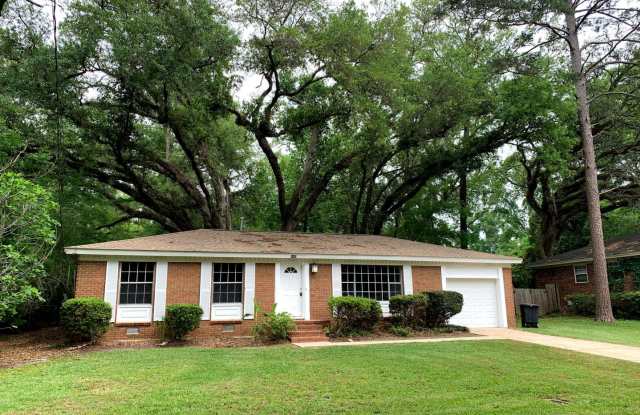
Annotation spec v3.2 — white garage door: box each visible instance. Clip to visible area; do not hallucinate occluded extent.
[446,278,499,328]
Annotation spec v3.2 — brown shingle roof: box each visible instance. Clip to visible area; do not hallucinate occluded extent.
[528,233,640,268]
[65,229,519,262]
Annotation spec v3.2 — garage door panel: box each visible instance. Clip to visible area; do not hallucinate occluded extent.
[446,278,498,328]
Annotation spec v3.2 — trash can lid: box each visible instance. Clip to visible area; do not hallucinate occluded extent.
[520,303,540,308]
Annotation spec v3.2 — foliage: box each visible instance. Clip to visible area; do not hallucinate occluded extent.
[566,293,596,317]
[327,296,381,337]
[613,292,640,320]
[567,292,640,320]
[389,294,428,328]
[59,297,112,343]
[0,173,57,327]
[252,304,296,341]
[163,304,203,341]
[423,291,464,328]
[389,324,410,337]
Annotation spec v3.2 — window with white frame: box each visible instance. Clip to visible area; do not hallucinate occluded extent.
[574,265,589,284]
[341,264,402,301]
[119,262,155,304]
[212,263,244,303]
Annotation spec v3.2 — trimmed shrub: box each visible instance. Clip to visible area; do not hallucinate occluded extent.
[252,304,296,341]
[327,296,382,337]
[613,291,640,319]
[567,292,640,319]
[60,297,112,343]
[389,324,410,337]
[389,294,428,328]
[164,304,203,340]
[423,291,463,328]
[566,293,596,316]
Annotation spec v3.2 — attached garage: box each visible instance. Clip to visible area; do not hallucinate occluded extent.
[443,266,509,328]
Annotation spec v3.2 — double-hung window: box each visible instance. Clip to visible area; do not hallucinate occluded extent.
[119,262,155,304]
[574,265,589,284]
[341,264,402,301]
[212,263,244,304]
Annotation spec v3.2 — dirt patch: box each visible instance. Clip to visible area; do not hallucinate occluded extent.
[0,328,275,369]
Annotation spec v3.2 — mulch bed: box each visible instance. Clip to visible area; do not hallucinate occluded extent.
[0,327,271,369]
[328,326,476,342]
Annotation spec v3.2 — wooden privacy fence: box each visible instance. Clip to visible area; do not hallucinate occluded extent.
[514,284,560,315]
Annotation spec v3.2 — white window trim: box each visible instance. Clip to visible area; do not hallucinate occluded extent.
[115,261,156,324]
[574,265,589,284]
[210,263,245,321]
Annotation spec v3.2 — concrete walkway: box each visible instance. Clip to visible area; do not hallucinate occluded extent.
[294,328,640,364]
[471,328,640,364]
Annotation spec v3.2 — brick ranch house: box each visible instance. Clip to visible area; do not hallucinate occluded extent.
[65,230,520,341]
[529,233,640,309]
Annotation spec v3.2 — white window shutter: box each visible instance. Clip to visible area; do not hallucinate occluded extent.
[403,265,413,295]
[331,263,342,297]
[153,261,168,321]
[199,262,212,320]
[243,263,256,319]
[104,261,119,322]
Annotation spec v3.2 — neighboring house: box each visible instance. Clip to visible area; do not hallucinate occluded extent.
[529,234,640,308]
[65,230,520,341]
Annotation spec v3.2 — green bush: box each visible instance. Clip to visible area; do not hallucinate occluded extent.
[60,297,112,343]
[567,292,640,319]
[389,324,410,337]
[327,296,382,337]
[566,293,596,316]
[389,294,428,328]
[252,304,296,341]
[423,291,463,328]
[164,304,203,340]
[613,291,640,319]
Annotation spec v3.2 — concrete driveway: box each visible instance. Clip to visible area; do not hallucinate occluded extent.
[471,328,640,364]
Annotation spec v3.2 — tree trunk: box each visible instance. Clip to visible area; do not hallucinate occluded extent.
[565,5,614,322]
[458,165,469,250]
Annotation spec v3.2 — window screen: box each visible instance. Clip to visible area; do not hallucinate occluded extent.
[341,264,402,301]
[119,262,155,304]
[574,265,589,284]
[212,263,244,303]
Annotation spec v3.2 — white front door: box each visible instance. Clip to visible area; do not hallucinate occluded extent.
[277,263,304,318]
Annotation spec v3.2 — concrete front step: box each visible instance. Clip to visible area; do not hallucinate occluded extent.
[290,320,329,342]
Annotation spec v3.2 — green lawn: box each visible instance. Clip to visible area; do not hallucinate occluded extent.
[521,315,640,347]
[2,341,640,414]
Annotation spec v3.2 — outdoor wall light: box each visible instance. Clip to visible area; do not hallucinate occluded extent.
[310,264,319,273]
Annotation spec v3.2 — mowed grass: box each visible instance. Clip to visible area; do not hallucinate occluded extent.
[521,315,640,347]
[2,341,640,414]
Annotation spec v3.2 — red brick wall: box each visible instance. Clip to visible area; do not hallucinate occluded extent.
[75,261,106,298]
[412,266,442,293]
[254,263,275,312]
[166,262,201,305]
[310,264,332,320]
[502,267,516,328]
[534,264,594,308]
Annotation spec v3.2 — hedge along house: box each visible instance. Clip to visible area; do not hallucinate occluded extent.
[529,233,640,310]
[65,230,520,341]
